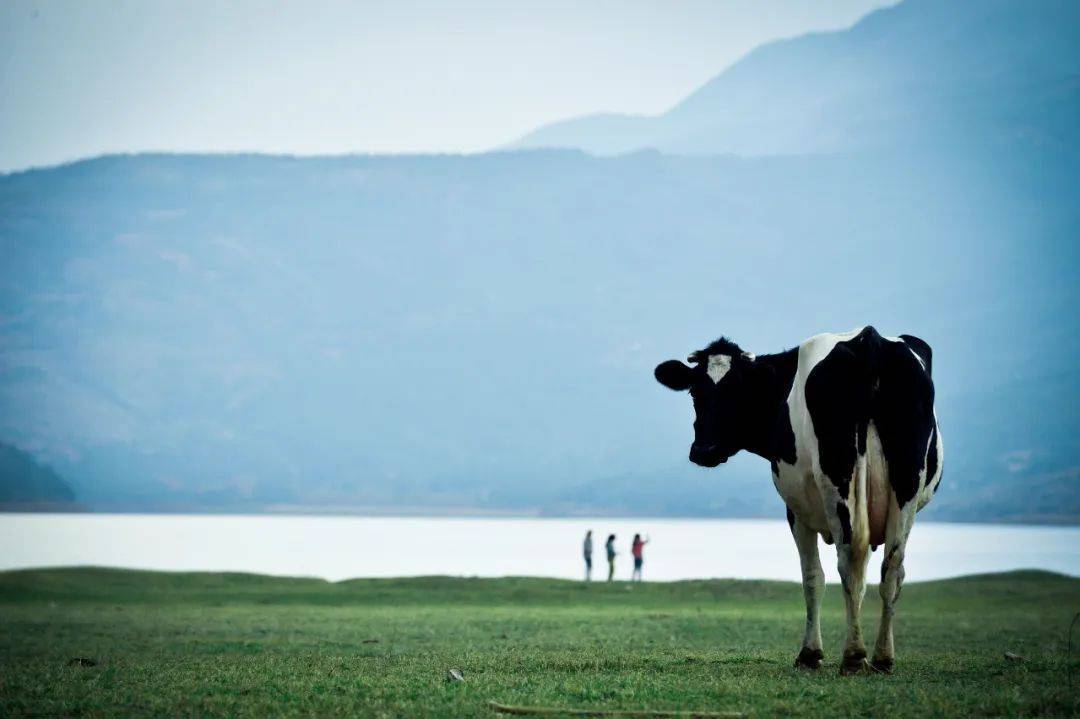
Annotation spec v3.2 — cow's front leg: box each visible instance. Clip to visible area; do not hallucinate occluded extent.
[825,481,870,675]
[872,497,916,673]
[787,508,825,669]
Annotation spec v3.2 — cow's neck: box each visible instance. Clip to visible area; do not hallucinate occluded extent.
[741,347,799,462]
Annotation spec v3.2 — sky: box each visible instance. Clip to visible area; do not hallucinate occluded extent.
[0,0,893,173]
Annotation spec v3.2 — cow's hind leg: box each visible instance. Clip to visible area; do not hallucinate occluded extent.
[870,341,935,672]
[872,495,917,673]
[825,471,872,675]
[805,341,873,674]
[788,508,824,669]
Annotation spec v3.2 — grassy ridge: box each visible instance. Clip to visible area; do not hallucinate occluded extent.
[1,568,1078,717]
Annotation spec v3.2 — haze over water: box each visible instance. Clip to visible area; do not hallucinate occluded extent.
[2,515,1076,583]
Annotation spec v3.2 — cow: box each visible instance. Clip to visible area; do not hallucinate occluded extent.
[654,326,942,674]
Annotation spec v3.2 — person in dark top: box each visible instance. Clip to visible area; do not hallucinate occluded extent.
[631,533,650,582]
[583,530,593,581]
[605,534,617,582]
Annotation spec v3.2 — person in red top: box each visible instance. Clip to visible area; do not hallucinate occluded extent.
[631,533,649,582]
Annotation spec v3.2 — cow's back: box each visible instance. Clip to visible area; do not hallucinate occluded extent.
[784,326,941,542]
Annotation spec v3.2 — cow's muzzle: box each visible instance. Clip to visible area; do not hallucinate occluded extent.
[689,443,726,468]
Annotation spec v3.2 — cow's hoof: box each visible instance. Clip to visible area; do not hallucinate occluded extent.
[871,657,894,674]
[794,647,824,670]
[839,650,870,676]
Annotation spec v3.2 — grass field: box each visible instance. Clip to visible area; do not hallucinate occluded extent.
[1,568,1078,717]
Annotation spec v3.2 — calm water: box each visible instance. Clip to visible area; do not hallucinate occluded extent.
[1,514,1077,583]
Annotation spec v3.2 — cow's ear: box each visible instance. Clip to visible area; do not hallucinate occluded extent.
[654,360,694,391]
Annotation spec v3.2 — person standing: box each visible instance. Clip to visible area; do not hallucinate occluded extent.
[583,530,593,581]
[605,534,617,582]
[631,533,649,582]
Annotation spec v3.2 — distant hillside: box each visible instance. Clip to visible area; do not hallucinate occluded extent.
[511,0,1080,156]
[0,441,77,510]
[1,0,1077,522]
[0,146,1076,522]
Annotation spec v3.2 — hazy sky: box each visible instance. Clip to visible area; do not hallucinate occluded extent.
[0,0,893,173]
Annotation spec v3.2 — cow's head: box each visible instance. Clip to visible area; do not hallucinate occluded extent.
[654,337,760,468]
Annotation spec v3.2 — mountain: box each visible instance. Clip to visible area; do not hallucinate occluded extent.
[511,0,1080,156]
[0,441,78,510]
[0,0,1077,523]
[0,144,1076,522]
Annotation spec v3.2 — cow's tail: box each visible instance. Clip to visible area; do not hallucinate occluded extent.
[850,456,871,569]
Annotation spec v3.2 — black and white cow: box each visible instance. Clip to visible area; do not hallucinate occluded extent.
[654,326,942,674]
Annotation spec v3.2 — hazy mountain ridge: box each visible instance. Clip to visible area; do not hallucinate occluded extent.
[0,144,1076,522]
[511,0,1080,157]
[1,0,1077,522]
[0,440,78,510]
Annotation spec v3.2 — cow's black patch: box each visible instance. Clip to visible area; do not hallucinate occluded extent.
[872,336,934,507]
[767,349,800,465]
[786,506,795,530]
[881,546,897,583]
[926,423,939,486]
[745,346,799,463]
[899,334,933,376]
[805,326,935,508]
[836,502,852,545]
[806,338,870,497]
[753,346,800,467]
[772,404,798,468]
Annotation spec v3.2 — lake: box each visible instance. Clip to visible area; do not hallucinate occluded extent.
[1,514,1077,583]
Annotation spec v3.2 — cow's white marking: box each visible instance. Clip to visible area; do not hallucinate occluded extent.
[774,328,866,538]
[865,422,890,547]
[706,354,732,383]
[918,411,943,511]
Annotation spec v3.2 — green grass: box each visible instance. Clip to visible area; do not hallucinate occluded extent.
[1,568,1078,717]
